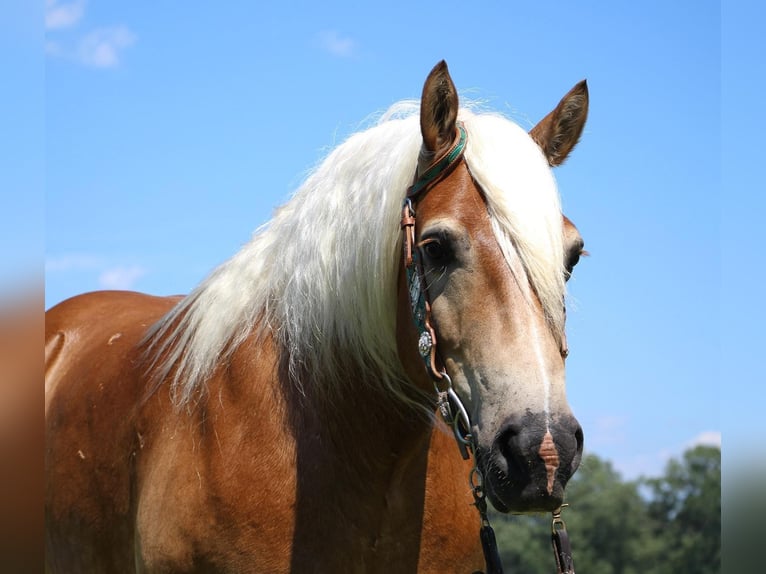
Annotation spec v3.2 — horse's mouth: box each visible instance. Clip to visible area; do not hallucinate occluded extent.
[477,450,570,514]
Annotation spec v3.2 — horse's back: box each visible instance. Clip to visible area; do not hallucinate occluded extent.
[46,290,179,405]
[45,290,179,572]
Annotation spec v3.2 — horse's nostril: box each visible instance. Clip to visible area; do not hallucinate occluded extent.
[495,416,583,479]
[568,422,584,475]
[496,424,528,477]
[574,424,584,454]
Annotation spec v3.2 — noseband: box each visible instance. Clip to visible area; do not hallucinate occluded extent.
[400,125,575,574]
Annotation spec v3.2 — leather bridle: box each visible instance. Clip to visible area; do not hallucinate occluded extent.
[400,124,476,461]
[401,123,504,573]
[400,124,575,574]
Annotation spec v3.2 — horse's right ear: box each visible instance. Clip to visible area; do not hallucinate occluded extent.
[530,80,589,167]
[420,60,459,153]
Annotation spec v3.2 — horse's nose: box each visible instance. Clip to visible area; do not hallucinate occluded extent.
[497,413,584,487]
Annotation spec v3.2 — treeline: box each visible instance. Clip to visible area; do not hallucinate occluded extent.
[488,445,721,574]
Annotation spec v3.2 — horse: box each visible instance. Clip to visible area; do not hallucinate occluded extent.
[45,61,589,573]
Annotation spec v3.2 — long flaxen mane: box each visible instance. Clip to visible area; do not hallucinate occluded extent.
[144,102,566,408]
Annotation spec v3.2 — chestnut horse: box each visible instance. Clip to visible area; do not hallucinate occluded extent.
[45,61,588,573]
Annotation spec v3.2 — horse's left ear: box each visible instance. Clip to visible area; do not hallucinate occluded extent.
[530,80,589,167]
[420,60,459,153]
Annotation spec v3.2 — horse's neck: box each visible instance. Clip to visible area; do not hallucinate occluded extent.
[284,361,433,482]
[144,330,474,571]
[282,362,435,571]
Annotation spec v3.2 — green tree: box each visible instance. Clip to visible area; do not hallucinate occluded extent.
[489,447,720,573]
[644,445,721,573]
[565,455,663,574]
[491,512,550,574]
[491,453,662,574]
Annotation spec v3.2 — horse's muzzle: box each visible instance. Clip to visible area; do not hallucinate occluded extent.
[480,412,583,513]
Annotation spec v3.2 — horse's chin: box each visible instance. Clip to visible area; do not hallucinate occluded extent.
[485,478,564,514]
[479,455,566,514]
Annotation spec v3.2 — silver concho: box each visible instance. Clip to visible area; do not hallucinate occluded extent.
[418,330,433,358]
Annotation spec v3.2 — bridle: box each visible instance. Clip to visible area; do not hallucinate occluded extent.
[400,124,473,455]
[400,124,575,574]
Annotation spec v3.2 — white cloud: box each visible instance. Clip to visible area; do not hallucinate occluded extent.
[45,254,102,272]
[607,451,665,481]
[318,30,356,58]
[45,1,136,70]
[98,265,146,290]
[77,26,136,68]
[45,0,86,31]
[687,430,721,449]
[609,430,722,481]
[46,255,148,291]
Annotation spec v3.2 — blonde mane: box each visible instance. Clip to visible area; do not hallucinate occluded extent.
[144,102,565,408]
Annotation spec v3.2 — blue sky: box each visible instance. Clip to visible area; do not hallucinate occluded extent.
[21,1,738,480]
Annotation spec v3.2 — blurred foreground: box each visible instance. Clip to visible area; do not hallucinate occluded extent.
[0,287,43,573]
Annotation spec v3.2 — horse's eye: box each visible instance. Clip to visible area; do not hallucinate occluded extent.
[564,245,587,281]
[564,252,580,280]
[421,238,450,264]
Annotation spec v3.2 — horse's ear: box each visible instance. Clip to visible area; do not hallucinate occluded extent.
[530,80,589,167]
[420,60,459,153]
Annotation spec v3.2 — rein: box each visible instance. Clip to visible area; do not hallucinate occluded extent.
[400,125,575,574]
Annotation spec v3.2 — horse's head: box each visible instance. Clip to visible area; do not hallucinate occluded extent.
[398,62,587,513]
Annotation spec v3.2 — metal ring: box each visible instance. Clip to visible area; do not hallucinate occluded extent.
[432,370,451,394]
[469,466,484,491]
[447,387,471,441]
[551,504,570,533]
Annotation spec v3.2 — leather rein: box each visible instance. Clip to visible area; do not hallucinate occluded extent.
[400,124,575,574]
